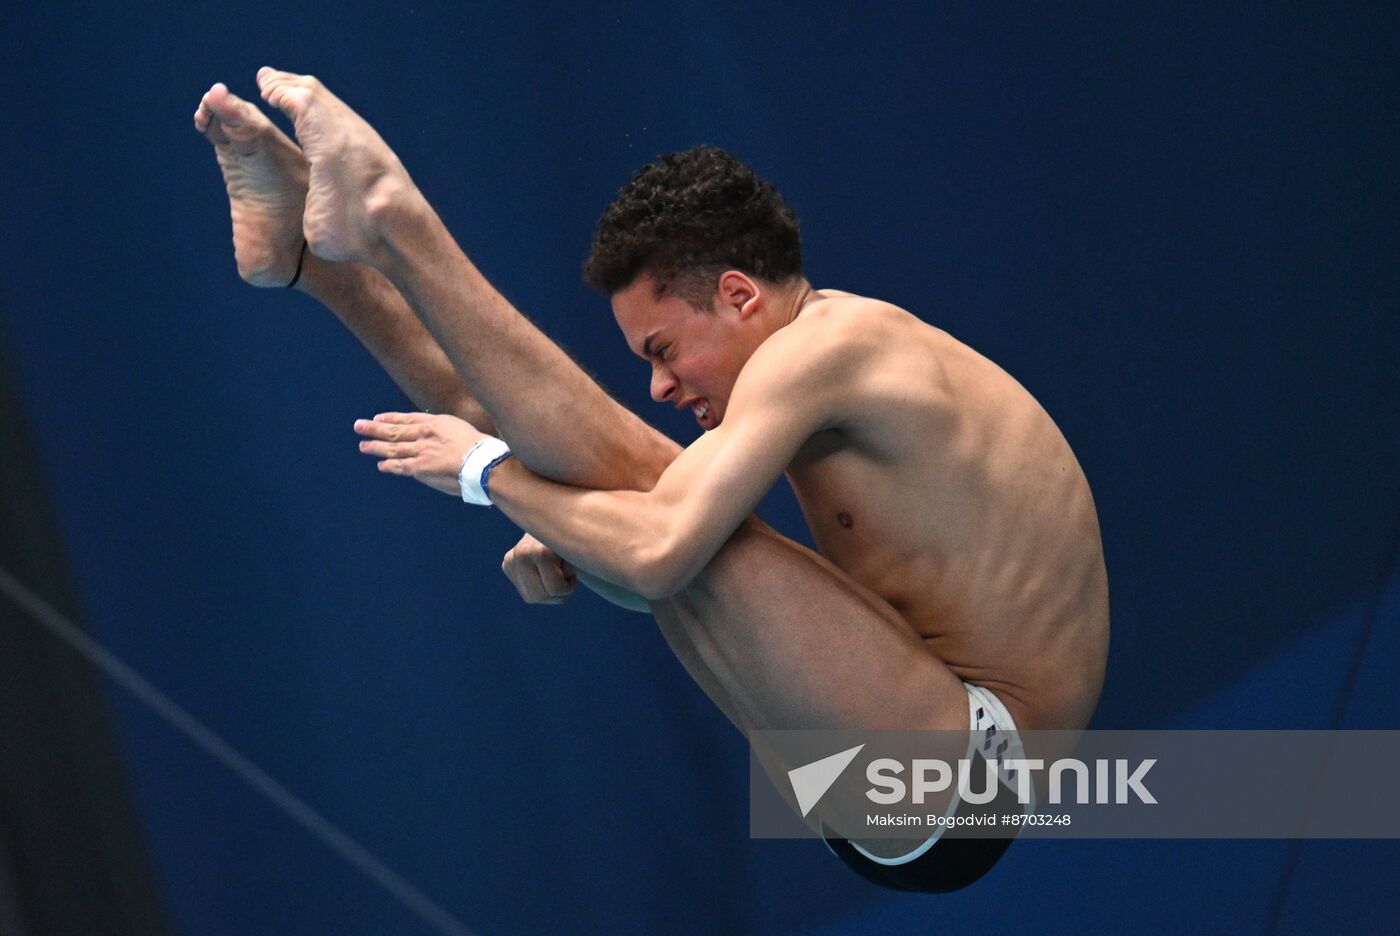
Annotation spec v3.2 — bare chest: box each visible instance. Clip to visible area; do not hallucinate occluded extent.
[784,431,944,620]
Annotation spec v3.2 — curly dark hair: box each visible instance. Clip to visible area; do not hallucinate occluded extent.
[582,145,803,306]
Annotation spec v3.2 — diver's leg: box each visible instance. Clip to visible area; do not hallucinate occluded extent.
[654,519,968,734]
[254,67,677,491]
[195,81,493,429]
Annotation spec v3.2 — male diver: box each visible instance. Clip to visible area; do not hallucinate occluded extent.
[194,68,1108,891]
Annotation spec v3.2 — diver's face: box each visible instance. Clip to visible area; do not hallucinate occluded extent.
[612,274,751,430]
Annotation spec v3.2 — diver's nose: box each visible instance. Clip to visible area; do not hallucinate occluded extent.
[651,366,678,403]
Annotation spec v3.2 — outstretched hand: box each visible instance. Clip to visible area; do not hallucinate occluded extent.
[354,411,489,496]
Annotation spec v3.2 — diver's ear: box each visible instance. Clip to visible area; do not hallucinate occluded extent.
[717,270,761,318]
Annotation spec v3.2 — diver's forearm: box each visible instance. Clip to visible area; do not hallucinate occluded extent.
[487,460,680,599]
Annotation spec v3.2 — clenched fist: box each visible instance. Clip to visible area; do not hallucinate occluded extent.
[501,533,577,605]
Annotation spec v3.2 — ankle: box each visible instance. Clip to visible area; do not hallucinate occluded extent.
[293,249,347,297]
[365,176,428,239]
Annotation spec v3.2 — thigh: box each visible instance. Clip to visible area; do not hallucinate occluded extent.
[650,612,751,734]
[651,519,969,734]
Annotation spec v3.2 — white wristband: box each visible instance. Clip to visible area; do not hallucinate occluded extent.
[458,436,512,506]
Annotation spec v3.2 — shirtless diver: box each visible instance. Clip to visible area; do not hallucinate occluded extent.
[195,68,1108,891]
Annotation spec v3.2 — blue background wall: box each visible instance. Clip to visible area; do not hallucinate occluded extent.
[2,2,1396,933]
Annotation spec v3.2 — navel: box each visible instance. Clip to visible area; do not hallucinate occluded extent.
[837,512,854,529]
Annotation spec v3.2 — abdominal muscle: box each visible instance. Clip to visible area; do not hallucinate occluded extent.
[784,304,1109,732]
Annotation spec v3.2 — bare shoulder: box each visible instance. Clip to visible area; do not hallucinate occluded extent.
[808,290,928,331]
[734,292,928,423]
[775,291,933,363]
[746,294,892,378]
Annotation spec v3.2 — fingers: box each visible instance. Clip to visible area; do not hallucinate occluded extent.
[358,438,418,459]
[536,556,576,598]
[374,412,434,424]
[354,417,428,467]
[355,412,469,497]
[354,417,424,442]
[502,545,576,605]
[355,413,424,458]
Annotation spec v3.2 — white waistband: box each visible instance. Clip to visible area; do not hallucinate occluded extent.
[847,682,1027,867]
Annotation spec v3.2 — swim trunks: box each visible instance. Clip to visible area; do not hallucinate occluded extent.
[823,682,1030,892]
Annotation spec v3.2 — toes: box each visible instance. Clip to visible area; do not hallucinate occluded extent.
[260,80,309,117]
[196,84,238,140]
[196,101,228,144]
[256,66,312,96]
[195,79,308,159]
[194,89,215,134]
[204,83,244,127]
[205,83,267,135]
[257,65,317,86]
[194,113,216,138]
[256,66,323,116]
[195,86,243,144]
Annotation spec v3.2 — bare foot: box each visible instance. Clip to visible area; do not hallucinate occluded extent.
[255,67,418,265]
[194,83,309,287]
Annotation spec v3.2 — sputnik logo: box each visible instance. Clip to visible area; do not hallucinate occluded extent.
[786,744,866,817]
